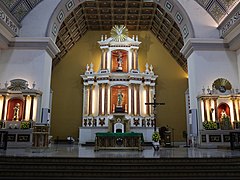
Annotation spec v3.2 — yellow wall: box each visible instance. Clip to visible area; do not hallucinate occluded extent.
[51,31,188,141]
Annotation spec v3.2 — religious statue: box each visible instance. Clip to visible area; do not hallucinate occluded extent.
[13,103,20,121]
[221,109,227,119]
[145,63,149,74]
[90,63,93,72]
[86,64,89,72]
[116,52,123,71]
[117,90,123,107]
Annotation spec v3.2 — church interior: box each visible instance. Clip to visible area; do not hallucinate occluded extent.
[0,0,240,179]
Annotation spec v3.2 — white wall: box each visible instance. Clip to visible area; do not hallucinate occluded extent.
[0,48,52,109]
[188,50,238,109]
[178,0,219,39]
[237,49,240,85]
[20,0,60,37]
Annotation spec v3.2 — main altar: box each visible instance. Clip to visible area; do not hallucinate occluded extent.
[79,25,158,145]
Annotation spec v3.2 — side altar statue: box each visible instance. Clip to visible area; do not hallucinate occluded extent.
[79,25,158,145]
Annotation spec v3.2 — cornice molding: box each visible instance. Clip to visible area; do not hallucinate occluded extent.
[9,37,60,58]
[181,38,229,59]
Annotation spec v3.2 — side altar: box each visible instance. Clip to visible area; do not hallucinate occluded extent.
[79,25,158,145]
[196,78,240,148]
[0,79,50,148]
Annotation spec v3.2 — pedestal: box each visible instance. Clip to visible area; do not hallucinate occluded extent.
[32,125,49,148]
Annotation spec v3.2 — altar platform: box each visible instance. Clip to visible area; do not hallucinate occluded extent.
[1,143,240,158]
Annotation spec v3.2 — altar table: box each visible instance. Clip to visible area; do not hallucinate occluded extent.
[95,132,144,151]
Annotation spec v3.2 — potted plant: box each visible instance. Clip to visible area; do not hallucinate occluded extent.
[203,121,217,130]
[152,131,160,151]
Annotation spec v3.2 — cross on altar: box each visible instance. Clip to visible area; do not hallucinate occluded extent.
[145,94,165,131]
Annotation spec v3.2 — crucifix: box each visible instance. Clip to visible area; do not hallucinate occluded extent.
[145,94,165,131]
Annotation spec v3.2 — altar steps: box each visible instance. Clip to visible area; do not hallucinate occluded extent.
[1,156,240,179]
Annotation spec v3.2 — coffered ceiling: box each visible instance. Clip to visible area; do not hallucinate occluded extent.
[54,1,187,72]
[1,0,239,73]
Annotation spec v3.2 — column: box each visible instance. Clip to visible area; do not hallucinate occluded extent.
[146,86,150,115]
[99,84,102,115]
[88,85,93,115]
[203,98,207,121]
[22,95,27,120]
[83,86,89,116]
[0,38,59,114]
[1,95,6,120]
[181,39,237,112]
[136,85,140,115]
[131,84,135,115]
[100,49,104,69]
[208,98,212,121]
[213,98,218,121]
[237,99,240,121]
[132,50,135,70]
[104,49,108,69]
[29,95,35,120]
[135,50,138,70]
[104,84,108,115]
[232,97,237,121]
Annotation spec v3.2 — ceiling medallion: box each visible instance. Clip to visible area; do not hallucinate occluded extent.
[110,25,128,42]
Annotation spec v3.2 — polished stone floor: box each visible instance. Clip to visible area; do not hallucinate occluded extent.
[1,144,240,158]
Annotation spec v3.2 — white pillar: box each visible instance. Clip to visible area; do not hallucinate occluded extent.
[0,37,59,117]
[182,38,239,110]
[237,49,240,87]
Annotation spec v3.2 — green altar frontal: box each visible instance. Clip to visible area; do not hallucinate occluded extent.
[95,132,144,151]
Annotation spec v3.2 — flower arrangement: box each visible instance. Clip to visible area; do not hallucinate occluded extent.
[20,121,31,129]
[203,121,217,130]
[220,116,232,130]
[152,131,160,142]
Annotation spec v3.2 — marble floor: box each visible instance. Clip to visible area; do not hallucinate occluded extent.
[1,144,240,158]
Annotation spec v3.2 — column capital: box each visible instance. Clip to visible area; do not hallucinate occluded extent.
[9,37,60,58]
[181,38,229,58]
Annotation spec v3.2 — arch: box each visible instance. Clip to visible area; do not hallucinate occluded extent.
[46,0,195,43]
[7,98,24,121]
[153,0,195,42]
[217,103,230,120]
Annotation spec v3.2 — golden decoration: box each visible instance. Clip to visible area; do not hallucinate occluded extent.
[212,78,232,93]
[110,25,128,42]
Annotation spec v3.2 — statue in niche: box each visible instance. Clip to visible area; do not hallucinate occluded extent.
[116,52,123,71]
[13,103,20,121]
[117,90,123,107]
[221,109,227,119]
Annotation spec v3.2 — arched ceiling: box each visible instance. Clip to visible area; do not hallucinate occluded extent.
[195,0,239,23]
[1,0,42,21]
[1,0,239,73]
